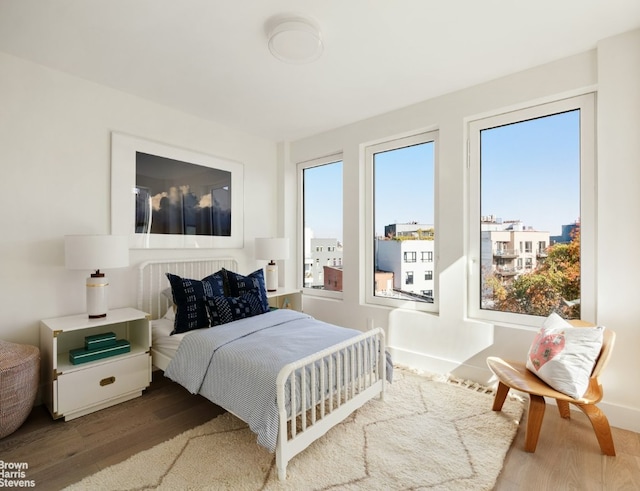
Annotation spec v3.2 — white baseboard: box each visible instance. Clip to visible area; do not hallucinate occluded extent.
[389,346,640,434]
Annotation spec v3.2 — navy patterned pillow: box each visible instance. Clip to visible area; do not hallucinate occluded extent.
[205,291,267,326]
[166,271,226,335]
[222,268,269,313]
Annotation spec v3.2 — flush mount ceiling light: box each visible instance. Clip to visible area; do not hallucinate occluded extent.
[266,14,323,64]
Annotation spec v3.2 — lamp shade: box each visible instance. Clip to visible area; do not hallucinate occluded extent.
[255,238,290,261]
[65,235,129,271]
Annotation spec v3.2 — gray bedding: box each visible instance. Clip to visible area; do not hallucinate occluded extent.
[164,309,365,452]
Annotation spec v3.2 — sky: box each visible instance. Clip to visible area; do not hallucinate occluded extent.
[481,110,580,236]
[303,161,344,241]
[374,142,434,236]
[303,109,580,242]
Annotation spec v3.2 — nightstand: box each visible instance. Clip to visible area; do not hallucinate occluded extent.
[40,307,151,421]
[267,287,303,312]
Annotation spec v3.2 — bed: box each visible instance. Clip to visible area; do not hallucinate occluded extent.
[137,258,387,481]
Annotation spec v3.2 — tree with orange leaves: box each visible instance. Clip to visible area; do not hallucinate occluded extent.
[486,224,581,319]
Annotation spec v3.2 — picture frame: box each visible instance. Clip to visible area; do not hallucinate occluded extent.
[111,132,244,249]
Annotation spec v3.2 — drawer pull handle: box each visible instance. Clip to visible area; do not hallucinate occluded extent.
[100,376,116,387]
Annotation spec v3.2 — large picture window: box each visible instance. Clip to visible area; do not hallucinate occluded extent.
[468,93,596,325]
[299,155,343,295]
[365,131,438,311]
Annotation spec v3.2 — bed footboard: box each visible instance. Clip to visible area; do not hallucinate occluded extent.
[275,327,386,481]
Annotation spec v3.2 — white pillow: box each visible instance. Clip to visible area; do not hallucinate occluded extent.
[162,305,176,321]
[161,287,176,321]
[525,313,604,399]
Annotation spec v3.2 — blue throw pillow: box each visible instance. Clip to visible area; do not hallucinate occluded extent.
[222,268,269,313]
[166,271,226,334]
[205,291,267,326]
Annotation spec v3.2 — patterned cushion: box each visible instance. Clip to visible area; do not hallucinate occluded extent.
[222,268,269,313]
[525,313,604,399]
[166,271,226,334]
[205,291,267,326]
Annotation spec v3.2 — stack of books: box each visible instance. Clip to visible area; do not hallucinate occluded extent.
[69,332,131,365]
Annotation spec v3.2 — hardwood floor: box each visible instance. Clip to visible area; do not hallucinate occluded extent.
[0,371,224,490]
[495,404,640,490]
[2,371,639,490]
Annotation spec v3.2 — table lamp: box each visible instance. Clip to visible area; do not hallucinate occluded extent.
[65,235,129,318]
[255,238,289,292]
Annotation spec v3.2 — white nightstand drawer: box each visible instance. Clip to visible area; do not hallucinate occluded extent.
[57,354,149,415]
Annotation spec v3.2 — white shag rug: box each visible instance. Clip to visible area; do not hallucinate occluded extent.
[65,369,523,491]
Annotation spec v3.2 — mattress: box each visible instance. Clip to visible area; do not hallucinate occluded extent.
[151,317,187,360]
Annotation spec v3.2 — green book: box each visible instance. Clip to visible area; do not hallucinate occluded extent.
[85,332,117,350]
[69,339,131,365]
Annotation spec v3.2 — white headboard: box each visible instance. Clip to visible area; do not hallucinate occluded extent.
[137,258,238,319]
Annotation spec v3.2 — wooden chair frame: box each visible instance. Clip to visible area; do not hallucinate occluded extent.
[487,321,616,456]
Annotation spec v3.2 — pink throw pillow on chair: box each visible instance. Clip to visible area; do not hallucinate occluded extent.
[525,313,604,399]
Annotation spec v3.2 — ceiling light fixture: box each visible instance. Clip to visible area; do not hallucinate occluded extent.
[266,14,323,64]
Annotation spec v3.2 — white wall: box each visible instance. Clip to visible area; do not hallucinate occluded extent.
[285,30,640,432]
[0,51,278,347]
[595,28,640,422]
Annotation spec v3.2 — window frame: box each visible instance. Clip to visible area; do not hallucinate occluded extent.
[298,154,344,300]
[404,251,417,263]
[467,93,596,326]
[405,271,414,285]
[365,130,439,312]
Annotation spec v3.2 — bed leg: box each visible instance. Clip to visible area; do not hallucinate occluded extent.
[277,462,287,481]
[276,448,287,481]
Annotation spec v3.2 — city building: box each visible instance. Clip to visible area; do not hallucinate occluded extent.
[480,216,550,281]
[376,223,435,302]
[551,219,580,244]
[304,237,343,289]
[384,222,434,240]
[323,265,343,291]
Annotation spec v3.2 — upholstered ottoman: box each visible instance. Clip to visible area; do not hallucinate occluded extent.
[0,340,39,439]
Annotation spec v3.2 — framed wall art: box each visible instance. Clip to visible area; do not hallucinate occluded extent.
[111,132,244,249]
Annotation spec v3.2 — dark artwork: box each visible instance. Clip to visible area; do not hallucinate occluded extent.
[135,152,232,236]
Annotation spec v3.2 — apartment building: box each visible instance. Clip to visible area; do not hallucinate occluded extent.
[480,216,550,280]
[376,223,435,301]
[304,237,343,289]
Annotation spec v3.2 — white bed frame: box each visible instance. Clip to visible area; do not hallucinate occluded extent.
[137,259,386,481]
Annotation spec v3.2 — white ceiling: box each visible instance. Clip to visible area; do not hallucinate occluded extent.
[1,0,639,142]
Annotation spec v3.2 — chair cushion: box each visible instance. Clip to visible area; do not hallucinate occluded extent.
[525,313,604,399]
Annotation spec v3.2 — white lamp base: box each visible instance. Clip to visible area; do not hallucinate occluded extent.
[86,274,109,318]
[265,262,278,292]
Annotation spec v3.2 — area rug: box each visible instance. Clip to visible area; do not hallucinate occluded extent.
[65,369,523,491]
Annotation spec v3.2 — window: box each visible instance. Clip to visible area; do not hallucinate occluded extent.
[425,270,433,281]
[406,271,414,285]
[365,131,438,311]
[469,93,595,324]
[404,252,417,263]
[299,155,343,295]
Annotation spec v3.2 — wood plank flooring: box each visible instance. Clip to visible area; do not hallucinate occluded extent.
[1,371,639,490]
[0,371,224,490]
